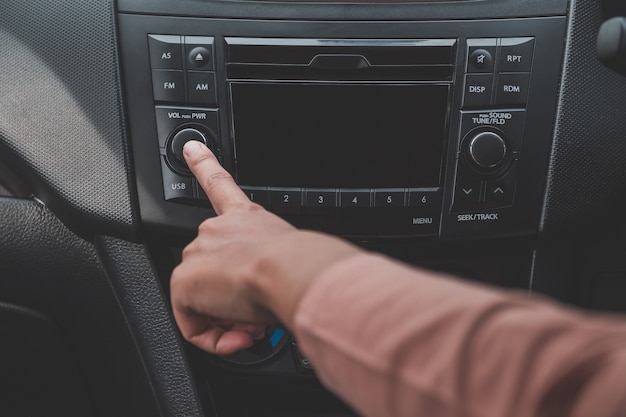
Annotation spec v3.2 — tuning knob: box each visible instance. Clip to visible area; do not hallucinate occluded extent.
[466,131,508,172]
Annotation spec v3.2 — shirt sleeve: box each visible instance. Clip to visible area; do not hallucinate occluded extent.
[293,253,626,417]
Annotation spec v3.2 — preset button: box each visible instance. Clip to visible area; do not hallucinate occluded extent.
[241,186,270,208]
[305,189,337,209]
[408,188,439,208]
[374,189,406,208]
[340,189,371,208]
[270,188,303,214]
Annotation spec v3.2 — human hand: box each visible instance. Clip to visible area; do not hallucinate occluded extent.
[170,141,360,356]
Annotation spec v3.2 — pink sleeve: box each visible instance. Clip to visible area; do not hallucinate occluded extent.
[293,253,626,417]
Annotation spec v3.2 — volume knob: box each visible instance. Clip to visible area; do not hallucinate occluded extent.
[467,131,507,170]
[166,127,215,175]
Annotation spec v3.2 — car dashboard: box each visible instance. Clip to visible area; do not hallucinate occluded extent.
[1,0,626,416]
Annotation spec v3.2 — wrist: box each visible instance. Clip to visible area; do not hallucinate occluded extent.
[249,231,361,331]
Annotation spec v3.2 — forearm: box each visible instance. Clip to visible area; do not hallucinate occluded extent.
[293,253,626,417]
[250,230,361,331]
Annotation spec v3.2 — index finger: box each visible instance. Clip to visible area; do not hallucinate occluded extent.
[183,140,250,215]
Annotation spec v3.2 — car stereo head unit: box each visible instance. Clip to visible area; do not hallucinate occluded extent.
[126,17,565,239]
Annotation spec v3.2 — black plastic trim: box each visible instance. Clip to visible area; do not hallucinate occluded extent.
[118,0,567,21]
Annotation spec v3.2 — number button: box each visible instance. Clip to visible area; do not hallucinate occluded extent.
[408,189,439,209]
[339,189,371,208]
[306,190,337,209]
[374,189,406,208]
[240,186,270,208]
[270,188,302,214]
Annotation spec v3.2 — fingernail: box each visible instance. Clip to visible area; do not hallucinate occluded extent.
[183,140,204,156]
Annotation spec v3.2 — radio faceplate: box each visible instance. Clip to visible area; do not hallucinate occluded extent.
[119,15,566,239]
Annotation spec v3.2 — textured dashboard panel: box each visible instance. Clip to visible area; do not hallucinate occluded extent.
[95,236,207,417]
[0,197,161,416]
[543,0,626,234]
[0,0,137,240]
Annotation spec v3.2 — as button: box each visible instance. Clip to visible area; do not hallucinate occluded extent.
[148,35,182,70]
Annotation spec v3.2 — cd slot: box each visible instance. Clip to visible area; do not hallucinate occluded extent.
[226,64,453,81]
[225,37,457,66]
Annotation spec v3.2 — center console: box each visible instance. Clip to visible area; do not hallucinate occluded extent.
[118,1,568,415]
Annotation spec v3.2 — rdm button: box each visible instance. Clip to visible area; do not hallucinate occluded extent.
[496,73,530,106]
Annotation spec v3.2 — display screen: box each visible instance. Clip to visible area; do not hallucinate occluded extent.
[231,82,449,188]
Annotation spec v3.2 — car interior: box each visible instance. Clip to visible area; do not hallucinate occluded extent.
[1,0,626,415]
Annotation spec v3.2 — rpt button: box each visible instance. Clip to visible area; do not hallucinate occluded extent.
[499,37,535,72]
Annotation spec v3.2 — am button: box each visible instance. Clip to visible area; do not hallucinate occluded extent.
[187,71,217,105]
